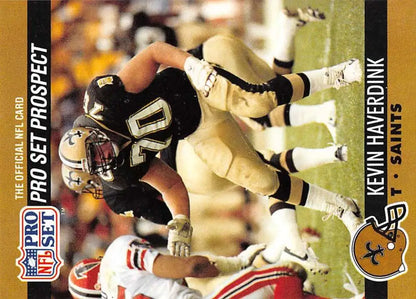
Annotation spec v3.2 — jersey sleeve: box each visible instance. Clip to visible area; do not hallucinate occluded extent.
[84,75,125,109]
[125,237,160,273]
[83,75,130,131]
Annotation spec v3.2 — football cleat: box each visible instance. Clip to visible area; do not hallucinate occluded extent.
[334,144,348,162]
[322,195,363,238]
[284,7,326,27]
[324,59,362,90]
[280,245,330,275]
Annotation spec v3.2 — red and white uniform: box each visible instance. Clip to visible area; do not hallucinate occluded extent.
[99,235,203,299]
[100,235,311,299]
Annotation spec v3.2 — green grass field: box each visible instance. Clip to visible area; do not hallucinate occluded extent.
[282,0,365,297]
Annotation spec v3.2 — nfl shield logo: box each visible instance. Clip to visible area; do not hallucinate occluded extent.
[16,206,64,281]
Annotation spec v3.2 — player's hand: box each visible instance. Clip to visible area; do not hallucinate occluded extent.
[237,243,267,269]
[167,214,193,257]
[208,243,266,275]
[184,56,217,97]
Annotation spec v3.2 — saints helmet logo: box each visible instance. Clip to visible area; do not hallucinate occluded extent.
[63,129,84,146]
[65,170,83,188]
[363,241,384,265]
[350,202,408,281]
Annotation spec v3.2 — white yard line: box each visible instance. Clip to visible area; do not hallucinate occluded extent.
[323,0,335,65]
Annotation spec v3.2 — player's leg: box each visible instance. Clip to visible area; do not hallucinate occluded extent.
[258,202,330,275]
[273,7,326,75]
[186,109,280,197]
[249,99,337,142]
[200,58,361,118]
[176,139,237,195]
[201,31,339,141]
[274,7,361,103]
[252,146,346,274]
[206,263,309,299]
[197,30,361,118]
[193,8,360,120]
[263,144,348,173]
[267,172,363,239]
[245,8,339,141]
[188,107,362,239]
[202,34,276,83]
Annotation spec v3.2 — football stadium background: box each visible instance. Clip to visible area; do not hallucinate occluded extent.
[50,0,364,297]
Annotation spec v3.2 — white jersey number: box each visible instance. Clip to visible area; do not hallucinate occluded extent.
[127,98,172,138]
[127,98,172,166]
[84,95,172,166]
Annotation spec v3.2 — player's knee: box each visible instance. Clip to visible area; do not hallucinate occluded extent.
[268,75,294,105]
[206,34,239,48]
[250,169,278,195]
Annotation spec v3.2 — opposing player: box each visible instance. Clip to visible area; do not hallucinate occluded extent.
[59,6,362,258]
[68,234,265,298]
[68,235,363,299]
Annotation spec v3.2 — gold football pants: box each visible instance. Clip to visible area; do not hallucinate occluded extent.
[184,34,307,204]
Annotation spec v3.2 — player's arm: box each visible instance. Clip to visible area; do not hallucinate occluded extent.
[140,157,189,218]
[117,41,191,94]
[117,41,216,96]
[141,157,193,257]
[153,255,219,279]
[152,243,266,279]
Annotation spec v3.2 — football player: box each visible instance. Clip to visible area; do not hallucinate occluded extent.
[180,8,340,275]
[68,235,266,298]
[61,164,173,224]
[68,235,363,299]
[59,7,363,258]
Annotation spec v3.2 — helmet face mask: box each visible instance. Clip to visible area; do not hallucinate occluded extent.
[59,127,118,176]
[85,130,118,175]
[369,203,406,243]
[61,164,103,199]
[84,178,103,199]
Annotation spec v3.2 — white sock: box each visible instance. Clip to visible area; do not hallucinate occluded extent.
[288,102,331,126]
[302,68,332,95]
[262,208,306,262]
[274,12,298,62]
[292,146,338,171]
[303,184,338,212]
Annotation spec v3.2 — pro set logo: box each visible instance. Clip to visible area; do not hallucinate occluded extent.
[350,202,408,281]
[16,206,64,281]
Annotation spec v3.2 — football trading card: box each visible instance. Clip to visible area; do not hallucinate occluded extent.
[0,1,414,298]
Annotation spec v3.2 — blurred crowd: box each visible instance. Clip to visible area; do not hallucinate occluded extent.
[50,0,269,297]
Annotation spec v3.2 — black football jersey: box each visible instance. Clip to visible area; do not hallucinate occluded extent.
[81,67,201,182]
[102,182,172,225]
[73,114,175,224]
